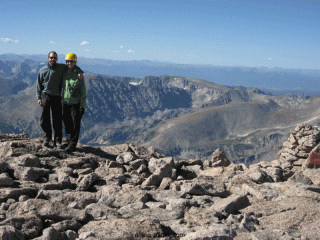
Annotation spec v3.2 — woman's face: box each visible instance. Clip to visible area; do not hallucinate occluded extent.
[66,60,76,69]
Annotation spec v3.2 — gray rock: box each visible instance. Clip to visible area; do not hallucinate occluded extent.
[0,172,14,186]
[0,160,9,173]
[106,160,123,169]
[239,213,258,232]
[0,225,24,240]
[178,165,201,180]
[148,157,175,173]
[94,166,124,179]
[302,168,320,185]
[211,194,250,217]
[145,201,167,209]
[288,172,313,185]
[178,176,228,198]
[265,167,283,182]
[85,203,121,220]
[137,164,147,174]
[99,185,150,208]
[141,163,173,188]
[0,214,42,239]
[100,143,130,157]
[51,220,82,232]
[13,166,50,181]
[41,227,67,240]
[19,195,30,202]
[129,159,147,170]
[65,230,78,240]
[210,148,232,167]
[116,151,138,164]
[78,218,166,240]
[181,223,236,240]
[158,177,172,190]
[115,207,184,221]
[184,206,221,228]
[36,190,99,209]
[16,154,41,167]
[0,187,38,203]
[117,202,148,215]
[166,198,198,213]
[6,199,87,222]
[76,173,100,191]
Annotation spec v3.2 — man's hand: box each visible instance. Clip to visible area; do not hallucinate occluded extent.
[38,99,42,106]
[78,72,84,80]
[79,108,85,116]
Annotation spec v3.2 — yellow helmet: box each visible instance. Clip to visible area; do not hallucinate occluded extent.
[65,53,77,62]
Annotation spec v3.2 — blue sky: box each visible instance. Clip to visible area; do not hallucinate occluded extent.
[1,0,319,69]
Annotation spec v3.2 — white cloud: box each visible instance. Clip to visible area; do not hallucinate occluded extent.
[85,49,91,52]
[49,41,56,45]
[80,41,90,46]
[1,38,19,44]
[127,49,134,53]
[120,46,124,48]
[268,58,272,60]
[114,51,119,53]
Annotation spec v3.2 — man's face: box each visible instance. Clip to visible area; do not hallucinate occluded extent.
[47,53,58,66]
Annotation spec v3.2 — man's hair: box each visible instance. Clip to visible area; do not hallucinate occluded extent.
[48,51,58,57]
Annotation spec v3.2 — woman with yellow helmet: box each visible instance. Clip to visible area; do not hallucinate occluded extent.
[62,53,87,153]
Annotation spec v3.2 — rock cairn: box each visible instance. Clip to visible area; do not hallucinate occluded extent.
[279,124,320,172]
[1,126,320,239]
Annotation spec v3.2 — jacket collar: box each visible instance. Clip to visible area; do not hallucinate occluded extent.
[47,63,57,69]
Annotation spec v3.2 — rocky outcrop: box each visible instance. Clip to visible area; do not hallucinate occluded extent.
[1,125,320,239]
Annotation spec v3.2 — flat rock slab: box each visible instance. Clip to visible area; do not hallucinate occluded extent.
[78,218,166,240]
[181,223,236,240]
[241,196,320,240]
[99,185,150,208]
[178,176,228,198]
[6,199,87,222]
[37,190,99,209]
[117,207,184,221]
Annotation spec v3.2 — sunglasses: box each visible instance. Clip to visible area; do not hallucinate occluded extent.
[66,61,75,63]
[49,57,57,59]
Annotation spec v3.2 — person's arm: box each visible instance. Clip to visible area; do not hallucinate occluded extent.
[76,66,84,80]
[61,73,66,101]
[36,73,43,106]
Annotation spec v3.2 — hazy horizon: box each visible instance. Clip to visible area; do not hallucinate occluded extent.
[1,52,320,71]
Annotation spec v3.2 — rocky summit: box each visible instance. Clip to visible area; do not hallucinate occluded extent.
[1,124,320,239]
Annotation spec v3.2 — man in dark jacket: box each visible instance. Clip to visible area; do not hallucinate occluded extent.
[36,51,83,148]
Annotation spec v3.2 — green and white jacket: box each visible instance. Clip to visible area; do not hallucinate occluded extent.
[61,67,87,109]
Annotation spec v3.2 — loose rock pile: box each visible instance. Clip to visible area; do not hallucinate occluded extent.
[1,125,320,239]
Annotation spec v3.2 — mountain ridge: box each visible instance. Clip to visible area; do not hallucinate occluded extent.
[1,56,320,164]
[1,53,320,95]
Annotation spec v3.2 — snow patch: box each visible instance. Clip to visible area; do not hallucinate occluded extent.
[129,81,142,86]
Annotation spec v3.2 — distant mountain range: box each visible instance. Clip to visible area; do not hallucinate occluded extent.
[1,54,320,165]
[1,53,320,95]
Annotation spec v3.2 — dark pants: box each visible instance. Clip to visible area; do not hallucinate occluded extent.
[63,103,83,148]
[40,94,62,143]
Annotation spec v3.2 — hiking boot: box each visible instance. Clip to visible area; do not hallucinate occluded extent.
[43,139,50,147]
[55,142,64,149]
[65,145,76,153]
